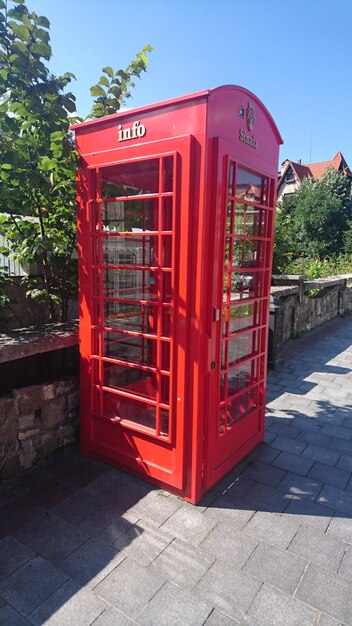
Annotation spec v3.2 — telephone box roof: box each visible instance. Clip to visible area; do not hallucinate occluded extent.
[70,84,283,145]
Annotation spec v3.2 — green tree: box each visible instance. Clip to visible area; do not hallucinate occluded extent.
[0,0,152,324]
[274,169,352,272]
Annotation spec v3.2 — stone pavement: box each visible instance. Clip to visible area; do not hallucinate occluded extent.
[1,316,352,626]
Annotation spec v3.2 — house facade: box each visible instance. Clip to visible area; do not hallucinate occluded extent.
[277,151,352,201]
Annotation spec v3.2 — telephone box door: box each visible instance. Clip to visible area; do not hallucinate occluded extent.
[206,141,276,488]
[80,136,193,492]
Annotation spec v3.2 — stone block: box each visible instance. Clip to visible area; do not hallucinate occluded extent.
[161,503,218,546]
[288,525,346,573]
[13,385,44,415]
[296,562,352,624]
[0,397,16,427]
[67,391,80,411]
[42,384,55,401]
[243,541,307,594]
[18,414,35,431]
[273,451,313,476]
[55,377,78,397]
[60,537,125,589]
[0,536,35,582]
[18,439,34,468]
[94,557,165,619]
[243,583,317,626]
[138,580,212,626]
[242,510,301,549]
[40,432,59,456]
[41,397,65,429]
[0,556,68,617]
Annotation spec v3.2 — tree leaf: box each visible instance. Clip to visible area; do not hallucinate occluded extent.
[30,42,52,60]
[102,66,114,78]
[90,84,106,97]
[98,75,110,88]
[36,15,50,28]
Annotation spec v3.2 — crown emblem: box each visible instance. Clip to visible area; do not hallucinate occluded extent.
[247,102,256,132]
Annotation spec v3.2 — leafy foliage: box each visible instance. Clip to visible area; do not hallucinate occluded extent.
[274,169,352,273]
[0,0,152,324]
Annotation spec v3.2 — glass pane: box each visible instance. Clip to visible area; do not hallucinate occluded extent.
[227,331,258,367]
[233,203,246,235]
[227,362,253,395]
[162,197,173,231]
[228,162,235,196]
[103,301,172,337]
[101,235,158,267]
[160,409,169,436]
[101,199,158,233]
[103,268,158,301]
[230,239,263,269]
[103,332,158,367]
[101,159,159,198]
[229,272,258,302]
[161,236,172,268]
[104,363,157,400]
[227,388,258,424]
[163,157,173,193]
[236,167,267,203]
[103,391,156,430]
[223,303,256,336]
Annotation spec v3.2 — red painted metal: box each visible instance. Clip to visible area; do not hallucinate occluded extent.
[72,85,282,504]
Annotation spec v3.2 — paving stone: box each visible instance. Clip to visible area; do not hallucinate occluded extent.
[327,516,352,544]
[59,536,125,589]
[271,435,307,456]
[112,520,173,566]
[94,557,165,619]
[242,511,301,549]
[296,562,352,624]
[28,578,107,625]
[52,491,106,526]
[336,454,352,472]
[242,483,288,513]
[200,522,258,567]
[284,499,333,532]
[222,476,256,501]
[308,462,350,489]
[317,613,345,626]
[296,430,332,448]
[273,451,314,476]
[292,416,321,432]
[288,525,346,573]
[204,608,240,625]
[329,439,352,458]
[24,518,90,560]
[195,559,261,622]
[0,536,35,582]
[203,495,255,527]
[126,489,183,526]
[321,423,352,441]
[0,556,67,617]
[161,503,218,546]
[138,580,212,626]
[301,444,340,467]
[268,422,301,438]
[242,583,317,626]
[13,511,59,544]
[92,605,136,625]
[242,460,286,487]
[80,506,139,545]
[263,430,277,444]
[0,604,31,625]
[243,540,307,594]
[317,484,352,516]
[277,472,323,500]
[249,444,281,464]
[339,544,352,581]
[149,538,214,587]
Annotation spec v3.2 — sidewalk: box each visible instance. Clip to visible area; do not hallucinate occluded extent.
[1,316,352,625]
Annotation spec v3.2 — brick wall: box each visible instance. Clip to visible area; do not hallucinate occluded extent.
[0,376,79,477]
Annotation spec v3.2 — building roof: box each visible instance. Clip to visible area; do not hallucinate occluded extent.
[279,152,352,191]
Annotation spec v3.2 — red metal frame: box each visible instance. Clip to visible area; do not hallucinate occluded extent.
[72,85,282,503]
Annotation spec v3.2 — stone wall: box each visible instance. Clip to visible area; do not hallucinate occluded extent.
[0,376,79,477]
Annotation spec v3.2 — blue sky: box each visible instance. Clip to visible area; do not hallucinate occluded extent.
[29,0,352,166]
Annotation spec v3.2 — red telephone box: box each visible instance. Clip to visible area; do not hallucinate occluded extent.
[72,85,282,504]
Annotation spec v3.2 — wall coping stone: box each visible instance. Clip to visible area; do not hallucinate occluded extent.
[0,321,78,364]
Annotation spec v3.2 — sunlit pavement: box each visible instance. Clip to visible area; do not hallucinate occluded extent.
[1,315,352,625]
